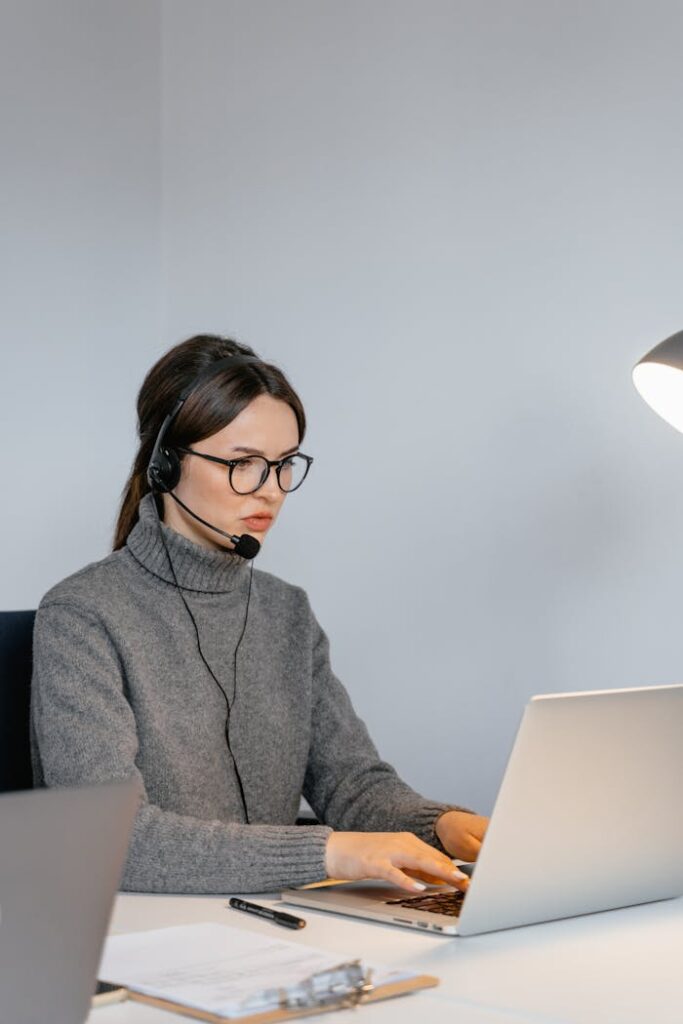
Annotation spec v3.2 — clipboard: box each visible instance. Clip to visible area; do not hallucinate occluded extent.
[109,962,439,1023]
[97,923,439,1023]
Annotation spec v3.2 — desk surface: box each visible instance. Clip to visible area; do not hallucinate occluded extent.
[87,892,683,1024]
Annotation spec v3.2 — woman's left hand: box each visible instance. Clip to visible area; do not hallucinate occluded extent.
[434,810,489,862]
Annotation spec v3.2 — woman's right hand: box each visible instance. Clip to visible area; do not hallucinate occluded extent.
[325,831,470,893]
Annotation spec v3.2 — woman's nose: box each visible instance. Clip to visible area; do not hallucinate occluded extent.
[258,465,282,500]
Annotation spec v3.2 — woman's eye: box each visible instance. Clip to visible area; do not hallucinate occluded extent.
[234,458,255,471]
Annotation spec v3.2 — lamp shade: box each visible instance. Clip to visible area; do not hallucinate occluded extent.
[633,329,683,434]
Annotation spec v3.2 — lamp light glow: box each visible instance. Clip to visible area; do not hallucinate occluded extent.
[633,330,683,434]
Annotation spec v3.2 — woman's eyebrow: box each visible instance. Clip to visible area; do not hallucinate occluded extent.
[230,445,299,458]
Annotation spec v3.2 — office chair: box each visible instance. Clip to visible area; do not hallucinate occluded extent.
[296,801,319,826]
[0,610,36,792]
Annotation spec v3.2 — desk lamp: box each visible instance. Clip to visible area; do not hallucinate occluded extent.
[633,329,683,432]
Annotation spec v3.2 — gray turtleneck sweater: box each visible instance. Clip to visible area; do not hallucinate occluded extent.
[30,494,462,894]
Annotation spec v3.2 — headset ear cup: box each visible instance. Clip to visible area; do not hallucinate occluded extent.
[163,447,181,491]
[148,447,181,493]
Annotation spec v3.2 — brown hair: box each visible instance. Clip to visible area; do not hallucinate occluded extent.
[113,334,306,550]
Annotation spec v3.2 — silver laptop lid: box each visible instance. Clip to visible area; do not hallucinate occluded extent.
[457,684,683,935]
[0,778,138,1024]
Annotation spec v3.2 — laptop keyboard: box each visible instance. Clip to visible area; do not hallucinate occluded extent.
[384,889,466,918]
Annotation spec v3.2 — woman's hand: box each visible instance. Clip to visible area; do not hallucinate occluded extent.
[434,810,489,861]
[325,831,470,893]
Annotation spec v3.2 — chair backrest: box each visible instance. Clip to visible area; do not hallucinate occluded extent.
[0,610,36,792]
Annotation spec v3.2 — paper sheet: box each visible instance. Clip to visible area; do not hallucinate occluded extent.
[99,922,408,1019]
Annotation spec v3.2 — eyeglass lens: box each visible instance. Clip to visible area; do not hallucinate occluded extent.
[229,455,309,494]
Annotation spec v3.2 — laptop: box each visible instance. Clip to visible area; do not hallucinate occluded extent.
[0,778,138,1023]
[282,685,683,936]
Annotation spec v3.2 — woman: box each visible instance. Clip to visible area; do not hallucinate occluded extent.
[31,334,487,894]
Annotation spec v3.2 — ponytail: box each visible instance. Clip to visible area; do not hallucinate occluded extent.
[113,450,154,550]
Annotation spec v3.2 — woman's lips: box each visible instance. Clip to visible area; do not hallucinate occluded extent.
[241,515,273,532]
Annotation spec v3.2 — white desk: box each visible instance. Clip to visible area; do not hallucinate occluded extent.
[87,893,683,1024]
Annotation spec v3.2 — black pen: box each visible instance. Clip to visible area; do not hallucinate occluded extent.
[228,897,306,930]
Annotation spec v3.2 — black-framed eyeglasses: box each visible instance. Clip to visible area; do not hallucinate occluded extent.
[176,446,314,495]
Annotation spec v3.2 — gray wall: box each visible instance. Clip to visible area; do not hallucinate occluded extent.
[1,0,161,604]
[4,1,683,813]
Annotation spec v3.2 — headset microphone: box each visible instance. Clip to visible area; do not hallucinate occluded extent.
[231,534,261,560]
[166,491,261,560]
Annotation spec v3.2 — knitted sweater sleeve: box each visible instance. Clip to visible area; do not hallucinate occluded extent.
[302,612,472,847]
[30,601,330,894]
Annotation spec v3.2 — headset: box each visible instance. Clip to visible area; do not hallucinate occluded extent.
[146,354,263,824]
[147,355,261,559]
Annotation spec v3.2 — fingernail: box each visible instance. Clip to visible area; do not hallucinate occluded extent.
[412,881,427,891]
[452,869,467,880]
